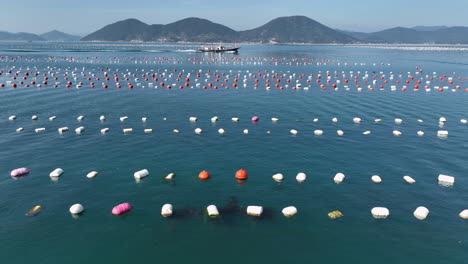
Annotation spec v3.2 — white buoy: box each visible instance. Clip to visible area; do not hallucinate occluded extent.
[282,206,298,217]
[246,206,263,216]
[417,131,424,136]
[413,206,429,220]
[99,115,105,121]
[101,128,109,134]
[206,205,219,217]
[371,207,390,219]
[49,116,56,121]
[77,115,84,121]
[461,119,467,124]
[165,173,175,180]
[394,118,403,124]
[69,204,84,215]
[353,117,361,124]
[459,210,468,219]
[58,127,69,133]
[313,118,319,123]
[437,130,448,137]
[35,128,45,133]
[439,117,447,123]
[75,126,85,134]
[271,117,279,122]
[272,173,284,182]
[334,173,345,183]
[144,129,152,133]
[123,128,133,133]
[49,168,63,177]
[371,175,382,183]
[362,131,371,135]
[86,171,98,178]
[337,130,344,136]
[32,115,38,120]
[296,172,306,182]
[142,117,147,122]
[393,130,402,136]
[438,174,454,186]
[8,115,16,120]
[243,129,249,134]
[194,128,203,134]
[314,130,323,136]
[403,176,416,184]
[218,128,225,134]
[189,116,198,122]
[120,116,128,122]
[374,119,382,123]
[134,169,149,180]
[211,116,218,122]
[231,117,240,122]
[16,127,24,132]
[332,117,338,123]
[173,129,179,133]
[161,204,173,217]
[417,119,424,123]
[290,129,298,135]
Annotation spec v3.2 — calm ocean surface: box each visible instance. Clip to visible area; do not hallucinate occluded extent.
[0,42,468,263]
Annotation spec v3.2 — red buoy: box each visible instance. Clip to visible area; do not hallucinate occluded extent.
[235,169,248,180]
[198,170,210,180]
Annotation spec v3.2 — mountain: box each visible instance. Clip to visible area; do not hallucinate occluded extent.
[0,31,45,41]
[343,26,468,44]
[81,18,152,41]
[82,16,356,43]
[411,26,448,31]
[239,16,356,43]
[40,30,81,41]
[81,17,238,42]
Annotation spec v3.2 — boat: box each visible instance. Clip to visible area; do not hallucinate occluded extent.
[199,45,240,53]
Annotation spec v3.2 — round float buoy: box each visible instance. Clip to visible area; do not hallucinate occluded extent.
[198,170,210,180]
[235,169,248,180]
[112,203,132,215]
[69,204,84,215]
[272,173,284,182]
[296,172,306,182]
[282,206,298,217]
[161,204,173,217]
[371,207,390,219]
[10,168,29,177]
[251,116,259,122]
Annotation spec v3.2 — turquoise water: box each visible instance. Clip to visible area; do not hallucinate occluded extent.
[1,42,468,263]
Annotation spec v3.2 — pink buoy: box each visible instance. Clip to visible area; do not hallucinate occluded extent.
[251,116,259,122]
[112,203,132,215]
[10,168,29,177]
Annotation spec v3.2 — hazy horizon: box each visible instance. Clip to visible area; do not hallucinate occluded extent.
[2,0,468,35]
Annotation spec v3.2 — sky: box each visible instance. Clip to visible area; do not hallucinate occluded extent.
[2,0,468,35]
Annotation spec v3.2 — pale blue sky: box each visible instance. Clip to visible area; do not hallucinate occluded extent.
[1,0,467,35]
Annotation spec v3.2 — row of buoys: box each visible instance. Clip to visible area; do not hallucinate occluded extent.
[8,115,468,126]
[21,127,457,137]
[32,202,468,221]
[4,66,468,91]
[10,167,454,186]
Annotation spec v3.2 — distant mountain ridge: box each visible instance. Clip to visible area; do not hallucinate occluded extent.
[344,26,468,44]
[3,17,468,44]
[82,16,356,43]
[0,30,80,41]
[0,31,45,41]
[40,30,81,41]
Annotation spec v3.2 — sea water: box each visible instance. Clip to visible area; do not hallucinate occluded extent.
[0,42,467,263]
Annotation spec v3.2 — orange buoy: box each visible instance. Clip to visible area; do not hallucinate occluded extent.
[198,170,210,180]
[235,169,248,180]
